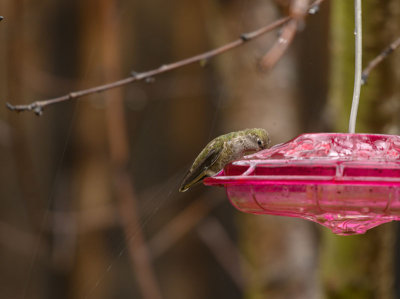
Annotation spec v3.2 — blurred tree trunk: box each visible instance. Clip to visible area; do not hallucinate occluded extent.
[101,1,163,298]
[1,1,46,298]
[208,1,325,298]
[69,1,113,299]
[141,0,225,298]
[321,1,400,298]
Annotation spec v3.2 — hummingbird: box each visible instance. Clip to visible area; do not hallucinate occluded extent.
[179,128,270,192]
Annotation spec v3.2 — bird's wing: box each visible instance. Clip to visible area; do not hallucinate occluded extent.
[179,146,222,192]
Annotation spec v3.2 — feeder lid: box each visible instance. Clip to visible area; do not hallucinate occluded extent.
[204,133,400,235]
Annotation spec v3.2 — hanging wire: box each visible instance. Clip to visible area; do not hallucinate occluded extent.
[348,0,362,133]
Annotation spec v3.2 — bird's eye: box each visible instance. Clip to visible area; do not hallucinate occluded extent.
[257,138,263,147]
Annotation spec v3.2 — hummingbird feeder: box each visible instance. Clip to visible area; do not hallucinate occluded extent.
[204,133,400,235]
[205,1,400,235]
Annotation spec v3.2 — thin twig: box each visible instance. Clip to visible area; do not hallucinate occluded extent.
[260,0,308,70]
[114,172,163,299]
[308,0,325,14]
[6,0,325,115]
[148,196,224,259]
[361,36,400,84]
[348,0,362,133]
[259,20,298,70]
[196,217,254,291]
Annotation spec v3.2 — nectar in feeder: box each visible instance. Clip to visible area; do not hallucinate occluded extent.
[204,133,400,235]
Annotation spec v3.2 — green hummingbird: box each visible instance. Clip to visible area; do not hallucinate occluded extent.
[179,128,270,192]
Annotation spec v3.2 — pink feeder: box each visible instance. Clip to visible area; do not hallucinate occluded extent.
[204,133,400,235]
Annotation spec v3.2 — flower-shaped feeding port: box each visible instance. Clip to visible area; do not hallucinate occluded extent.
[204,133,400,235]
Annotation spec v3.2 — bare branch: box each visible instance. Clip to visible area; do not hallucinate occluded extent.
[259,0,313,70]
[148,195,224,258]
[6,0,325,115]
[308,0,325,14]
[259,19,298,70]
[361,36,400,84]
[196,217,254,290]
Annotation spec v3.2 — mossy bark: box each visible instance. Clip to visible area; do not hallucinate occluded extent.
[321,1,400,298]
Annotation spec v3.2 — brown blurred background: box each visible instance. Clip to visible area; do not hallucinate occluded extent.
[1,0,400,298]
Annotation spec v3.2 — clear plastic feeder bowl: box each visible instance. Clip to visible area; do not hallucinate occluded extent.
[204,133,400,235]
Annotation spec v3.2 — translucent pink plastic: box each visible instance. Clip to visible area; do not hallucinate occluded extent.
[204,133,400,235]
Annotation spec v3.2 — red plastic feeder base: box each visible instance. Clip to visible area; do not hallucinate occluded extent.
[204,133,400,235]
